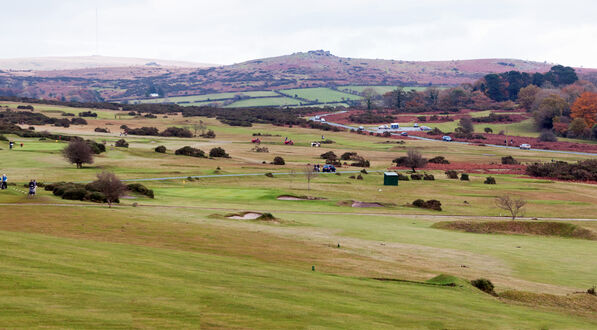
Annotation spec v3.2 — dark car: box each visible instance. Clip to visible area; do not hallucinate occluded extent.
[322,164,336,172]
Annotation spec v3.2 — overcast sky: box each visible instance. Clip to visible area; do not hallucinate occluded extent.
[1,0,596,67]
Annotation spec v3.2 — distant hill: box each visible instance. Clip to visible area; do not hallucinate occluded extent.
[0,56,215,71]
[0,50,595,102]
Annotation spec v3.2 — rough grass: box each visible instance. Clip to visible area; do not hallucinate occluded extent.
[432,221,597,240]
[500,290,597,316]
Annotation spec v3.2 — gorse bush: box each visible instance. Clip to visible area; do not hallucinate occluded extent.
[526,160,597,181]
[272,156,285,165]
[445,170,459,179]
[501,156,519,165]
[460,173,470,181]
[412,199,442,211]
[484,176,497,184]
[175,146,206,158]
[126,183,154,198]
[428,156,450,164]
[471,278,496,295]
[209,147,230,158]
[154,145,167,153]
[115,139,129,148]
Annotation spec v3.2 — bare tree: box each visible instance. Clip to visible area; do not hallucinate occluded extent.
[92,171,127,208]
[361,88,379,111]
[192,120,206,137]
[303,165,318,191]
[63,140,94,168]
[495,195,527,220]
[405,149,427,173]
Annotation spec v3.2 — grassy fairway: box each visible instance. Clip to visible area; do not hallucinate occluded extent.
[1,101,597,327]
[1,209,596,328]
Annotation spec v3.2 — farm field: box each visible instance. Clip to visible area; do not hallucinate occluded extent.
[1,102,597,328]
[278,87,362,103]
[340,85,436,94]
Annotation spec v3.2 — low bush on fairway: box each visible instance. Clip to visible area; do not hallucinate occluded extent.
[175,146,206,158]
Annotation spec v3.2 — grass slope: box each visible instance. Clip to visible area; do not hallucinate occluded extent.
[1,230,595,328]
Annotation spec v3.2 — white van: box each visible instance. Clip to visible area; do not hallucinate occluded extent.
[519,144,531,150]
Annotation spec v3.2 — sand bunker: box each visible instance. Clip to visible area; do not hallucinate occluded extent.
[352,201,384,208]
[227,212,262,220]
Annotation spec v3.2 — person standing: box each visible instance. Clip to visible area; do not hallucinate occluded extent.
[28,179,36,198]
[1,174,7,190]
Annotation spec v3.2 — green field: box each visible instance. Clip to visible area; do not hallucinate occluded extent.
[1,101,597,328]
[224,96,302,107]
[279,87,362,103]
[340,85,439,95]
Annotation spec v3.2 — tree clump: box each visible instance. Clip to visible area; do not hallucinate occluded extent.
[115,139,129,148]
[154,145,167,153]
[272,156,285,165]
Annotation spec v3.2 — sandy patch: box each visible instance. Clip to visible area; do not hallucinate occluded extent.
[227,212,262,220]
[352,201,384,208]
[277,195,325,201]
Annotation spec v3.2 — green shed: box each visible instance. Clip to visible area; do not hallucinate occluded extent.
[384,172,399,186]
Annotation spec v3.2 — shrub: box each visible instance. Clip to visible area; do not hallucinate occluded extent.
[126,127,159,136]
[471,278,496,295]
[86,140,106,154]
[201,129,216,138]
[79,111,97,117]
[161,126,193,138]
[423,173,435,180]
[356,174,363,180]
[484,176,497,184]
[70,117,88,125]
[127,183,154,198]
[445,170,459,179]
[272,156,285,165]
[0,135,7,141]
[61,188,87,200]
[538,130,558,142]
[88,191,106,202]
[360,169,368,174]
[155,145,166,153]
[251,146,269,152]
[412,199,442,211]
[175,146,206,158]
[501,156,518,165]
[265,172,274,178]
[460,173,470,181]
[484,127,493,133]
[115,139,129,148]
[350,156,370,167]
[428,156,450,164]
[340,152,357,160]
[320,151,337,160]
[526,160,597,181]
[94,127,108,133]
[209,147,230,158]
[410,174,422,180]
[588,286,596,296]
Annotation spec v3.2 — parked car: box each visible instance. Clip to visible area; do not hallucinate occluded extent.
[519,143,531,150]
[390,123,400,129]
[442,136,452,141]
[320,118,326,122]
[358,126,364,130]
[420,126,431,131]
[322,164,336,172]
[413,123,419,128]
[400,132,408,136]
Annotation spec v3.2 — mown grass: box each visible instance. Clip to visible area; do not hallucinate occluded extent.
[1,209,596,328]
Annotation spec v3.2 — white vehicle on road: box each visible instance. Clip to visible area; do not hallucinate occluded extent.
[519,144,531,150]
